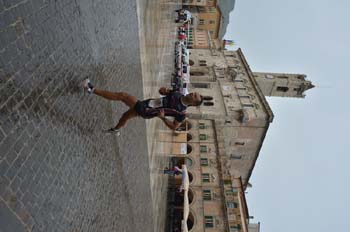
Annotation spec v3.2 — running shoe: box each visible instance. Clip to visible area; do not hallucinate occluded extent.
[103,128,121,136]
[83,78,94,94]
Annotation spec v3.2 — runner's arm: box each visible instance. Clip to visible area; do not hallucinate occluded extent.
[158,87,172,95]
[159,117,181,130]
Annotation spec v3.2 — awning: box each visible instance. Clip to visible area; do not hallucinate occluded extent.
[182,165,189,191]
[182,165,190,232]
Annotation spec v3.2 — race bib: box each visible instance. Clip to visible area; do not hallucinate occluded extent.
[148,98,163,108]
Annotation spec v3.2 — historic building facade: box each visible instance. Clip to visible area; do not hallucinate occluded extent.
[163,47,313,231]
[182,1,236,49]
[182,0,217,7]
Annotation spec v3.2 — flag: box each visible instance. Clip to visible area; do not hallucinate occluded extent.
[224,39,235,46]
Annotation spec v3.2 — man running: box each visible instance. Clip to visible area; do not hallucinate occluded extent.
[83,79,203,135]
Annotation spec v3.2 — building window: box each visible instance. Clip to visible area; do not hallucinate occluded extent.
[200,145,208,153]
[203,96,213,100]
[224,179,231,185]
[205,216,214,228]
[199,19,205,25]
[227,201,238,208]
[200,158,209,166]
[208,7,216,12]
[187,144,192,154]
[230,227,240,232]
[199,60,207,66]
[203,102,214,106]
[199,123,206,129]
[235,142,245,146]
[278,75,288,79]
[277,86,289,92]
[202,173,211,183]
[239,95,250,99]
[191,83,210,88]
[190,71,204,76]
[242,103,254,108]
[187,133,193,141]
[230,154,242,160]
[203,189,212,200]
[185,157,193,167]
[225,189,234,196]
[209,20,215,24]
[230,225,242,231]
[199,134,207,140]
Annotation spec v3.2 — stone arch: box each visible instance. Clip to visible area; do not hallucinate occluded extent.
[188,188,194,205]
[187,133,193,141]
[187,212,195,231]
[188,171,193,183]
[187,144,192,154]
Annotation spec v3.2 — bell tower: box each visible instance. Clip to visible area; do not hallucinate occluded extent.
[252,72,314,98]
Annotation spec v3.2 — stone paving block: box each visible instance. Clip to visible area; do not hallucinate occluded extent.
[0,199,26,232]
[0,1,4,12]
[0,159,10,175]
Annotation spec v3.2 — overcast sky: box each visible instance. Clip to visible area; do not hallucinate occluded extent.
[225,1,350,231]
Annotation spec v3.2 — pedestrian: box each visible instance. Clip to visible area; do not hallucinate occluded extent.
[163,166,182,175]
[164,166,184,192]
[83,79,203,135]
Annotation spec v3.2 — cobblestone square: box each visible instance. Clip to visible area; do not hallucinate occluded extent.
[0,0,178,231]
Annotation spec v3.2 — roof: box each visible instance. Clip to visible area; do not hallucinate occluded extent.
[217,0,236,39]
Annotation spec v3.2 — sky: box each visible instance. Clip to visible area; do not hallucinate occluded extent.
[225,0,350,231]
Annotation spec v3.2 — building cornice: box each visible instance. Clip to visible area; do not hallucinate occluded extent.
[236,48,274,123]
[236,48,274,187]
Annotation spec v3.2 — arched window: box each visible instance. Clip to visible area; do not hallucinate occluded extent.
[187,133,193,141]
[192,83,209,88]
[203,96,213,101]
[185,157,193,167]
[188,171,193,183]
[277,86,289,92]
[188,189,194,204]
[187,213,195,230]
[187,144,192,154]
[204,102,214,106]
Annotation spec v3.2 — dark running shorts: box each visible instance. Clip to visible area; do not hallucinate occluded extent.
[134,100,158,119]
[133,100,186,122]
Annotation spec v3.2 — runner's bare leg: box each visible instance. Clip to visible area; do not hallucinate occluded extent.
[93,89,137,107]
[114,108,139,129]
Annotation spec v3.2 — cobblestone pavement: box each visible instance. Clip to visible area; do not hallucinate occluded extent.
[0,0,178,231]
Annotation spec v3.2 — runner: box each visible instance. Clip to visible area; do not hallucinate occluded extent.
[83,79,203,135]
